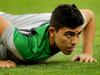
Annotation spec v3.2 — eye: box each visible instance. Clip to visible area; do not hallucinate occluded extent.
[65,34,73,38]
[77,32,82,38]
[64,31,76,38]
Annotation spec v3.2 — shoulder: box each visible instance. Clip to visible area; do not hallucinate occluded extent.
[80,9,95,16]
[80,9,95,28]
[80,9,95,24]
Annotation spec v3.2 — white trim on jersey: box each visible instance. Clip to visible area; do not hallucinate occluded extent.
[0,24,23,60]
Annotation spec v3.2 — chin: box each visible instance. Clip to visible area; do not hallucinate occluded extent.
[63,52,72,55]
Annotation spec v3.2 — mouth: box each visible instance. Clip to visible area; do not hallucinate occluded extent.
[63,47,75,55]
[66,47,75,52]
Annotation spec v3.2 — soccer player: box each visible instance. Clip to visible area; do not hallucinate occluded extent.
[0,4,97,68]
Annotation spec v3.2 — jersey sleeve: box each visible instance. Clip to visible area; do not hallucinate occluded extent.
[0,24,24,59]
[13,28,34,60]
[0,23,35,60]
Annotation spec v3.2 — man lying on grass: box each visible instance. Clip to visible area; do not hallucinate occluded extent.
[0,4,97,68]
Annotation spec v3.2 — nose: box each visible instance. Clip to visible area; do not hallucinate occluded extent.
[71,36,78,45]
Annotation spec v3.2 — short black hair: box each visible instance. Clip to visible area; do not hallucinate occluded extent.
[50,4,84,31]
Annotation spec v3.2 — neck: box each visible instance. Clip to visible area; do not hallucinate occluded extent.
[50,42,60,55]
[49,34,60,55]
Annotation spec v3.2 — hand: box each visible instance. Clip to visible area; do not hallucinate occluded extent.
[0,60,16,68]
[71,53,97,63]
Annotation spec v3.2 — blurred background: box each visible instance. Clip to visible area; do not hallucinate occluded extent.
[0,0,99,14]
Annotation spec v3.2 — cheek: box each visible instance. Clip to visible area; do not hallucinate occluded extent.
[55,35,70,47]
[61,37,71,47]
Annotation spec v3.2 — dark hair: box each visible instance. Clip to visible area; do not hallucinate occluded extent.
[50,4,84,31]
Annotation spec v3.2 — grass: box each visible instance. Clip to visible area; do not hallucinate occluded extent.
[0,0,100,75]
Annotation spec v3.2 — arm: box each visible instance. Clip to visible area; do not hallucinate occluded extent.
[82,9,95,55]
[0,16,16,68]
[0,16,10,36]
[0,60,16,68]
[72,9,97,62]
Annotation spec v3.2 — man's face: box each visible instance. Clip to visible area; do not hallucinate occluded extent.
[53,26,83,55]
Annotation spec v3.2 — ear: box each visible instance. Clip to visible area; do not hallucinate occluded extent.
[49,27,55,37]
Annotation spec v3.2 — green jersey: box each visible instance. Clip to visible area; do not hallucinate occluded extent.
[14,23,60,62]
[0,12,60,62]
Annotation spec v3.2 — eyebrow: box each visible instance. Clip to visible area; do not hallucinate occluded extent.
[65,30,82,35]
[78,30,83,35]
[65,31,76,36]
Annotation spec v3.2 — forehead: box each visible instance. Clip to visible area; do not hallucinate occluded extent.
[59,25,84,33]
